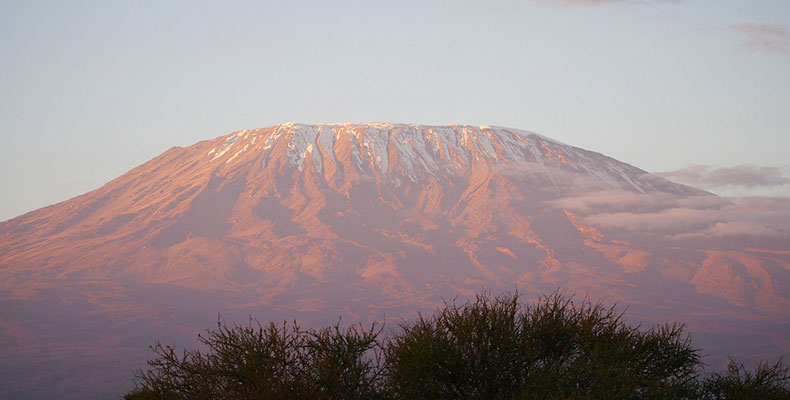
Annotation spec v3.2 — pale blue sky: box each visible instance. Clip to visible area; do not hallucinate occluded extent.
[1,0,789,221]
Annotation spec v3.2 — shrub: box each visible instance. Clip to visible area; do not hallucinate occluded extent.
[384,292,700,399]
[125,291,789,399]
[124,319,384,400]
[702,357,790,400]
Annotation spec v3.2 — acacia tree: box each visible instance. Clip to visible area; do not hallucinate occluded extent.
[124,320,385,400]
[384,292,701,399]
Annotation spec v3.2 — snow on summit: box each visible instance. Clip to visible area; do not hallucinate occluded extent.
[202,122,698,194]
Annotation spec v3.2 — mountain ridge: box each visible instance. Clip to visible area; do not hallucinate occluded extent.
[0,122,787,399]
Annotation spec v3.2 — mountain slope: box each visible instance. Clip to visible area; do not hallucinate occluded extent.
[0,123,788,399]
[0,123,703,289]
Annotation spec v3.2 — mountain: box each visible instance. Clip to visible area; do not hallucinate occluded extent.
[1,123,789,399]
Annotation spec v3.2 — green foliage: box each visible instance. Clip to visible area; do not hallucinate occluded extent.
[702,358,790,399]
[384,293,525,399]
[125,319,384,400]
[384,292,700,399]
[125,291,789,399]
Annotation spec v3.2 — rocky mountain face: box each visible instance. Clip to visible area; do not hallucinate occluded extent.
[1,123,788,399]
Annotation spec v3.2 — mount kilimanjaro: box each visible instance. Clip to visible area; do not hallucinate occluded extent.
[1,123,788,399]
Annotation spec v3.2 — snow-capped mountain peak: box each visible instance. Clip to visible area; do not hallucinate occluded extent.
[201,123,698,194]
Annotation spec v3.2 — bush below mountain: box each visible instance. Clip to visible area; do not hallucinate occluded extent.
[124,292,788,399]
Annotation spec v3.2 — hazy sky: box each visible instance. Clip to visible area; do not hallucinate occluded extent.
[1,0,789,221]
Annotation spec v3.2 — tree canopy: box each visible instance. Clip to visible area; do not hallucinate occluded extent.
[125,292,789,399]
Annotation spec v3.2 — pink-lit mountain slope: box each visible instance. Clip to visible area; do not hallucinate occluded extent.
[1,123,789,399]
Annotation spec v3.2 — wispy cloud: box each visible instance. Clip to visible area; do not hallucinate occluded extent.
[673,220,784,239]
[659,164,790,189]
[657,165,790,198]
[588,199,790,237]
[520,163,790,239]
[549,172,790,239]
[733,24,790,54]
